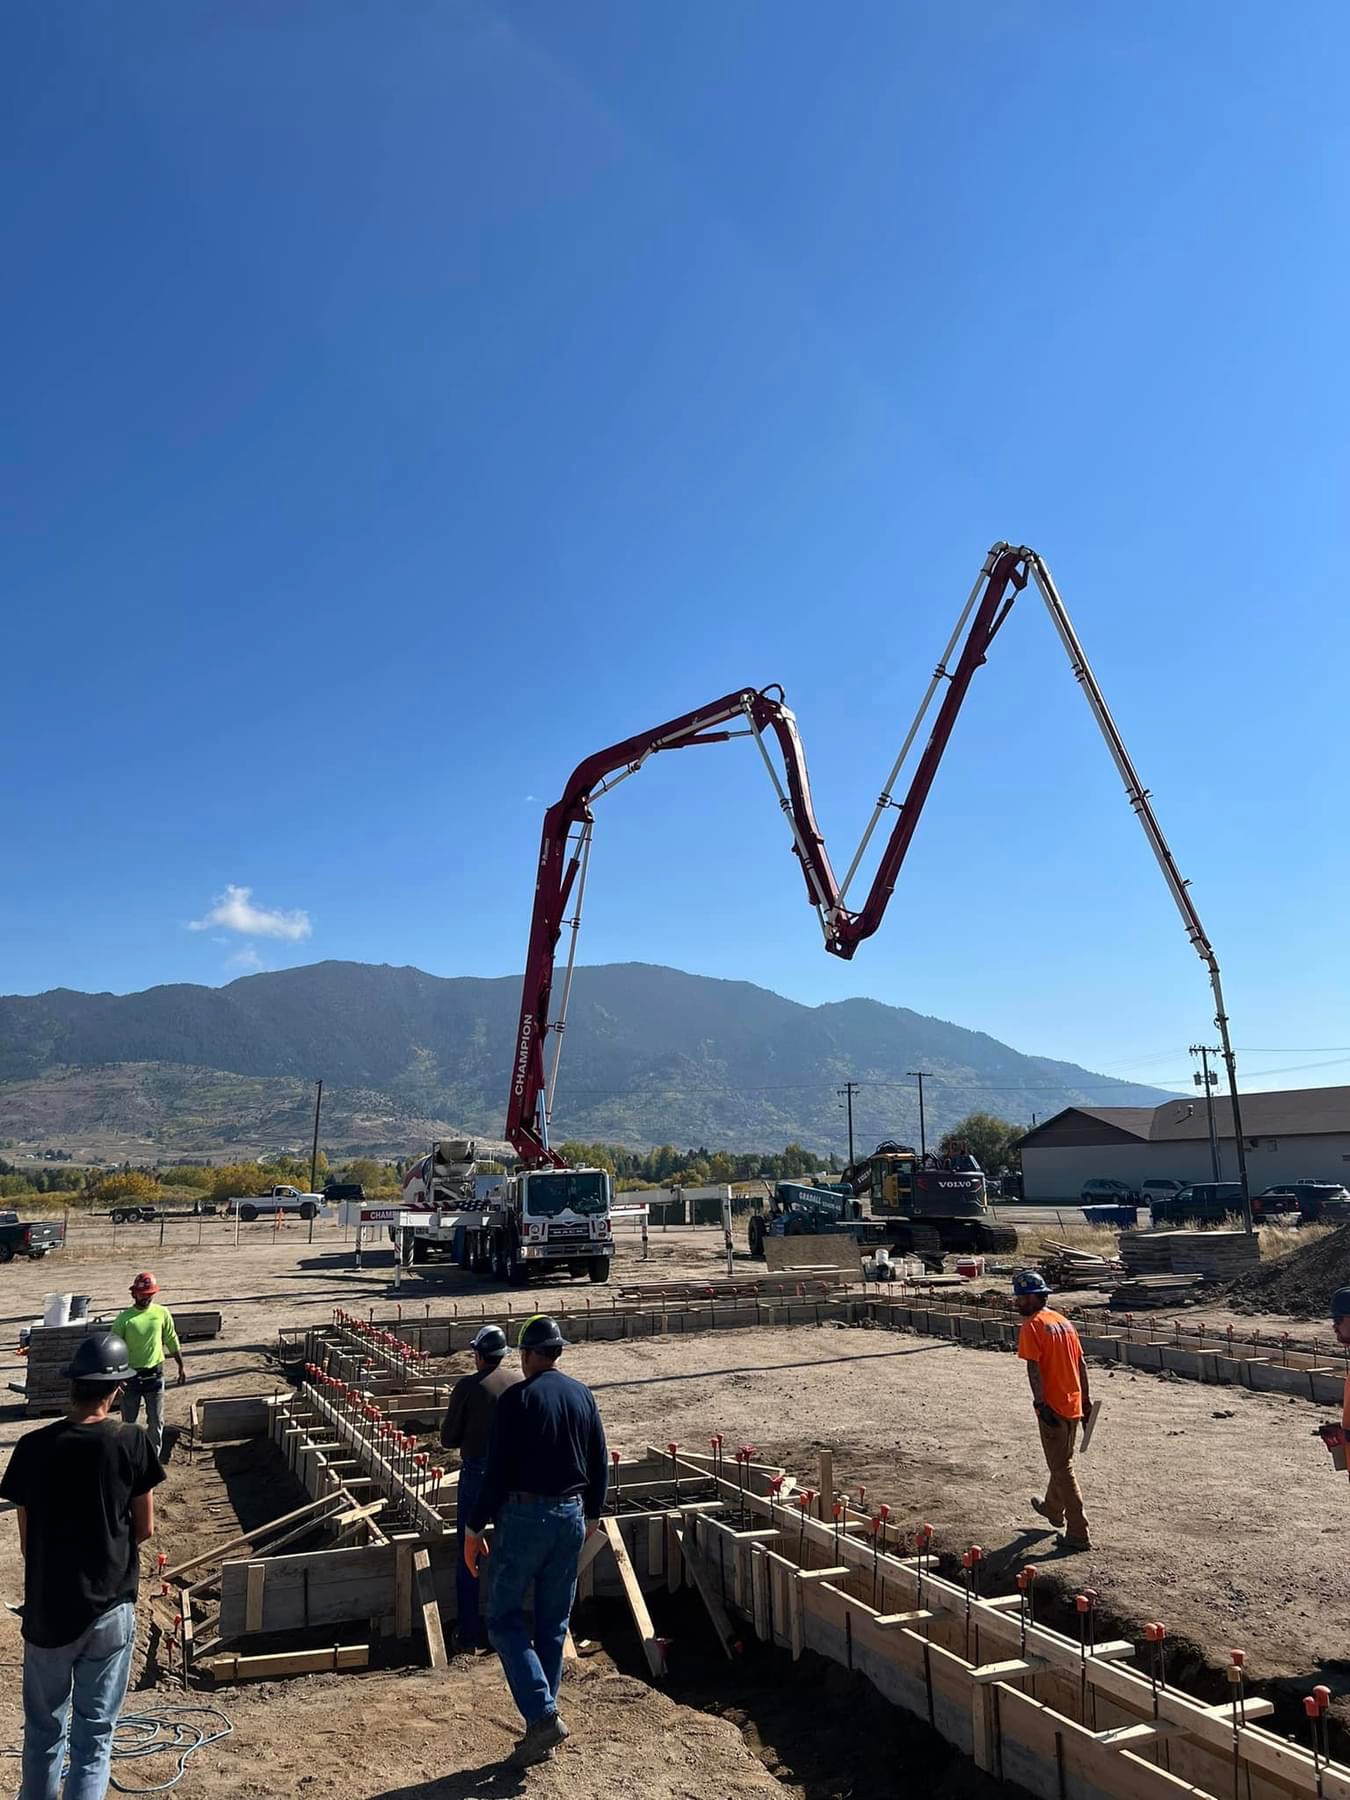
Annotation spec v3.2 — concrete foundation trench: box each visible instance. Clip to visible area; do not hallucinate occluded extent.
[163,1296,1350,1800]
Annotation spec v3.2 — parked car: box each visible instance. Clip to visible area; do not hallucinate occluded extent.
[1150,1182,1243,1227]
[1257,1182,1350,1223]
[323,1181,366,1205]
[0,1211,65,1263]
[1080,1178,1138,1204]
[1140,1179,1184,1205]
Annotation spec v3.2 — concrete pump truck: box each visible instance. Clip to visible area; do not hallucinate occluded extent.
[401,541,1256,1282]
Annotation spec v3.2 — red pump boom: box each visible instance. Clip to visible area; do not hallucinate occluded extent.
[505,542,1252,1227]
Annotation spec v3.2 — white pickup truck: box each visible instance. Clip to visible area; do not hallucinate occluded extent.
[225,1185,325,1221]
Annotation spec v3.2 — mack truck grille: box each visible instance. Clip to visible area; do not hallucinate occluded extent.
[547,1224,588,1240]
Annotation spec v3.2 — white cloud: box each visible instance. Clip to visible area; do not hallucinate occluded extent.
[225,945,265,973]
[189,884,312,941]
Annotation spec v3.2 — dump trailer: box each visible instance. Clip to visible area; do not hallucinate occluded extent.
[398,1141,614,1284]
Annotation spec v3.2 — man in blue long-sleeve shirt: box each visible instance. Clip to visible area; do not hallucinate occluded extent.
[464,1315,607,1769]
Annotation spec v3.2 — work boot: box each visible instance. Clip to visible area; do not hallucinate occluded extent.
[1030,1498,1064,1528]
[1055,1533,1092,1553]
[509,1713,570,1767]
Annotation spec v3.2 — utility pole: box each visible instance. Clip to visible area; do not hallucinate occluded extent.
[1190,1046,1222,1182]
[837,1081,859,1166]
[908,1071,932,1157]
[309,1079,324,1195]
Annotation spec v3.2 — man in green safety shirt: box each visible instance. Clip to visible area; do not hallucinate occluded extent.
[110,1271,186,1459]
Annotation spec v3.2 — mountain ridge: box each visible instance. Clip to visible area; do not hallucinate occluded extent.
[0,960,1170,1156]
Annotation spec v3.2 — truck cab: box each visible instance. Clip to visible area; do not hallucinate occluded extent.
[409,1163,614,1284]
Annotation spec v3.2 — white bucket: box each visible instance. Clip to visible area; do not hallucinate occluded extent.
[42,1293,73,1328]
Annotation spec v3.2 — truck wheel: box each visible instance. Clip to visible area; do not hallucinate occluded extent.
[299,1202,318,1220]
[111,1209,126,1225]
[411,1236,430,1264]
[489,1240,506,1280]
[747,1216,766,1259]
[506,1249,528,1286]
[588,1258,610,1283]
[0,1243,13,1263]
[239,1203,258,1223]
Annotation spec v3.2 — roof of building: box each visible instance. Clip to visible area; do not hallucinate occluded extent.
[1017,1085,1350,1150]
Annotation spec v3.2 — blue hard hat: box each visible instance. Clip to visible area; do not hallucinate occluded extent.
[1012,1269,1051,1297]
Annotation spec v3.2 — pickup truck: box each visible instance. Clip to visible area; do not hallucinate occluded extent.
[225,1185,325,1222]
[0,1211,65,1262]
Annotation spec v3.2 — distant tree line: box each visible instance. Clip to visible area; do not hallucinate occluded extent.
[554,1141,835,1190]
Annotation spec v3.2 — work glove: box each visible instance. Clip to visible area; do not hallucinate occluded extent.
[1315,1422,1345,1450]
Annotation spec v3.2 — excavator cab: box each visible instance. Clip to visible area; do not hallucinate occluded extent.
[868,1151,919,1216]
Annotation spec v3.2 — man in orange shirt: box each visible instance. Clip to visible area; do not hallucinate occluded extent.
[1318,1288,1350,1481]
[1013,1269,1093,1551]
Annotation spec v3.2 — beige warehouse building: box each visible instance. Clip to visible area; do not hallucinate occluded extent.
[1016,1085,1350,1201]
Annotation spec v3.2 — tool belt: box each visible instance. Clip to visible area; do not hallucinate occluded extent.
[129,1363,164,1393]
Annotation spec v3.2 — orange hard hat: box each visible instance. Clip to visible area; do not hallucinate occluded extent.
[130,1271,159,1296]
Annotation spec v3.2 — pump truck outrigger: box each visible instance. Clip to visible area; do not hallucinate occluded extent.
[416,540,1254,1285]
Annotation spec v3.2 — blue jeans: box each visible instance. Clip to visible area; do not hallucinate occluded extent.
[485,1498,585,1728]
[21,1601,136,1800]
[455,1458,487,1648]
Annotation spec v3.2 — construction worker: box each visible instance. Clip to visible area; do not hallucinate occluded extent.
[1013,1269,1093,1552]
[1316,1287,1350,1481]
[0,1331,164,1800]
[111,1272,186,1460]
[440,1324,522,1652]
[463,1315,608,1770]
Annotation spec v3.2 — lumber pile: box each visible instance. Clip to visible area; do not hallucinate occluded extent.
[1109,1272,1204,1311]
[1036,1240,1124,1289]
[1119,1230,1259,1282]
[22,1312,223,1415]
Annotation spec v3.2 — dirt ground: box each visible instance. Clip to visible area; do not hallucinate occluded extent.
[1,1224,1347,1798]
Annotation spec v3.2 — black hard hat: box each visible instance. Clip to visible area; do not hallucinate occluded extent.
[517,1315,567,1352]
[1332,1287,1350,1323]
[62,1332,132,1387]
[471,1325,508,1360]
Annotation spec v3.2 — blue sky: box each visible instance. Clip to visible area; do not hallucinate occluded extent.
[3,1,1347,1095]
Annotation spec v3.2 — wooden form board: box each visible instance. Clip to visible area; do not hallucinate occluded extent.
[600,1517,666,1679]
[764,1233,863,1274]
[219,1545,399,1637]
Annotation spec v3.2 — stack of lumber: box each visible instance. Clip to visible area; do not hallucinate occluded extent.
[1120,1230,1259,1282]
[615,1275,845,1303]
[21,1311,222,1415]
[1037,1240,1124,1289]
[1109,1272,1204,1311]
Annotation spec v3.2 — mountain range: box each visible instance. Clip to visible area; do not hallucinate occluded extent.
[0,961,1169,1162]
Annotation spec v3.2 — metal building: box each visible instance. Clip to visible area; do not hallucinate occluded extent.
[1016,1085,1350,1201]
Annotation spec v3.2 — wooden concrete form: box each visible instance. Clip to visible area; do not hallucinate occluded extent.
[170,1372,1350,1800]
[871,1292,1350,1412]
[665,1444,1349,1800]
[280,1283,857,1367]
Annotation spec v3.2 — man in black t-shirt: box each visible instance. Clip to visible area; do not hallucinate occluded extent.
[1,1330,164,1800]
